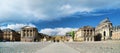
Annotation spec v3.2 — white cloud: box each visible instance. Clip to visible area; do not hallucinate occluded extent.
[60,4,72,10]
[60,4,93,15]
[0,23,36,31]
[40,28,78,36]
[0,0,119,22]
[0,0,46,22]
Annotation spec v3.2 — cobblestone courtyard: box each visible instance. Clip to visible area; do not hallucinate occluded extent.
[65,41,120,53]
[0,41,120,53]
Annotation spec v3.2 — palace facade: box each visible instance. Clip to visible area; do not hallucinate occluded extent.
[74,26,95,41]
[20,26,38,42]
[75,18,113,41]
[95,18,113,41]
[0,26,51,42]
[2,28,20,41]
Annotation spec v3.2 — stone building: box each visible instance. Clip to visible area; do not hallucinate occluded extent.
[2,28,20,41]
[112,25,120,40]
[52,36,67,42]
[95,18,113,41]
[37,33,51,42]
[20,26,38,42]
[0,29,3,41]
[74,26,95,41]
[36,33,44,42]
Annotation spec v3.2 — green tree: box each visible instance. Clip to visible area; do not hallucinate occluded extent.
[70,31,75,40]
[66,31,75,40]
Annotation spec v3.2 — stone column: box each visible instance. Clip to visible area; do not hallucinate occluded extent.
[31,29,34,36]
[86,37,87,42]
[29,29,30,37]
[92,37,94,41]
[25,30,26,37]
[32,29,34,41]
[89,29,90,36]
[25,30,27,37]
[21,30,23,42]
[21,30,23,37]
[89,37,91,41]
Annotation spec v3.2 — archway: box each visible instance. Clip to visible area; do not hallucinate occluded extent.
[103,31,106,40]
[94,33,102,41]
[110,31,112,37]
[57,40,59,42]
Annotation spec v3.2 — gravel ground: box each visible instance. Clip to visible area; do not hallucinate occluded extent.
[0,41,120,53]
[64,41,120,53]
[0,42,52,53]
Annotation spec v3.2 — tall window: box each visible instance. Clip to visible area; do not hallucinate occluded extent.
[104,31,106,37]
[110,31,112,37]
[103,31,106,40]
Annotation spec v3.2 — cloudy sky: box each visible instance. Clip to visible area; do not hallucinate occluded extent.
[0,0,120,35]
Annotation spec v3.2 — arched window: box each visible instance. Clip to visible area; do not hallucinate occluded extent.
[103,31,106,40]
[104,31,106,37]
